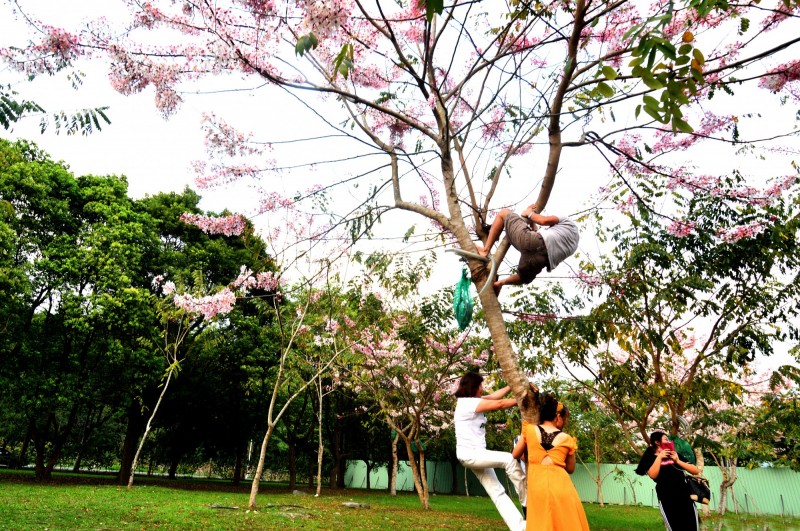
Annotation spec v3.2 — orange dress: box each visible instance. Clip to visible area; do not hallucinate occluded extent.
[521,421,590,531]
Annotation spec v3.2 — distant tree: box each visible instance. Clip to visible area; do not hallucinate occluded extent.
[0,140,273,481]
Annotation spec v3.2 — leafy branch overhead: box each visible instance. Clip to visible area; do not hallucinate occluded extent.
[2,86,110,135]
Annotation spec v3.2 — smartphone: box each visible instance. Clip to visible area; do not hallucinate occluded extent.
[661,441,675,465]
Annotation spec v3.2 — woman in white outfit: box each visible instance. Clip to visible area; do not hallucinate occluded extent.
[454,372,526,531]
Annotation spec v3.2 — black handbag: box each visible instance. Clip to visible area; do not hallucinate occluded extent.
[685,474,711,504]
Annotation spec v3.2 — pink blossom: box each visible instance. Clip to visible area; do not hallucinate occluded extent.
[667,219,695,238]
[717,219,770,243]
[173,288,236,319]
[481,107,506,141]
[180,212,247,236]
[303,0,353,37]
[520,313,557,324]
[574,271,603,287]
[759,60,800,100]
[162,281,176,295]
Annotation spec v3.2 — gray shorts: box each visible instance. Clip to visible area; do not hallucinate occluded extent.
[505,213,548,284]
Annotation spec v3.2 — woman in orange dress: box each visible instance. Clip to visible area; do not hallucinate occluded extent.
[512,393,589,531]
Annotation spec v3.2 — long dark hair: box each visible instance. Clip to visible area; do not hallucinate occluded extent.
[649,431,667,448]
[455,372,483,398]
[539,392,568,422]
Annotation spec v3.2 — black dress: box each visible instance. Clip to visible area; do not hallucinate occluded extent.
[635,447,698,531]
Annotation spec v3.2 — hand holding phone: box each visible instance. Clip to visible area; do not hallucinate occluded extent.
[660,441,675,465]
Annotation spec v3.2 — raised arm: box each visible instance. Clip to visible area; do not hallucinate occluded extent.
[475,385,518,413]
[483,384,511,400]
[528,213,560,227]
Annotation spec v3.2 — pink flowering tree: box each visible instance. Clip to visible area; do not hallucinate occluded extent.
[5,0,800,427]
[507,161,800,449]
[683,369,797,514]
[333,286,483,509]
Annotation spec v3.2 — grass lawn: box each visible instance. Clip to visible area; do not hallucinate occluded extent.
[1,470,799,530]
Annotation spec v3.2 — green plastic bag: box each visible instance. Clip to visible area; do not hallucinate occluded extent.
[453,267,473,330]
[670,435,696,465]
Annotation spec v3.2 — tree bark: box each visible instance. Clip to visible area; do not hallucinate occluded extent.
[117,401,144,485]
[248,423,276,510]
[128,367,174,488]
[389,435,398,495]
[232,443,244,486]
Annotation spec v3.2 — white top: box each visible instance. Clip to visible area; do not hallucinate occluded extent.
[454,397,486,455]
[540,216,579,271]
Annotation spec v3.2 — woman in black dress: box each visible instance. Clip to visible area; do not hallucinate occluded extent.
[635,431,700,530]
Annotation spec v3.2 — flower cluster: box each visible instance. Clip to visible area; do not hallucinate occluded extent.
[717,219,770,243]
[173,288,237,319]
[232,266,282,292]
[574,271,603,287]
[667,219,696,238]
[759,60,800,100]
[302,0,352,37]
[1,25,84,75]
[180,212,247,236]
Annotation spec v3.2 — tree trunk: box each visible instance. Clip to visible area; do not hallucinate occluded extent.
[128,367,174,488]
[476,277,539,421]
[389,435,398,495]
[315,378,324,496]
[248,423,276,510]
[288,444,297,490]
[18,423,32,471]
[117,401,144,485]
[695,448,710,517]
[396,431,429,509]
[592,435,604,506]
[329,422,341,489]
[232,443,244,486]
[33,435,49,480]
[716,457,738,515]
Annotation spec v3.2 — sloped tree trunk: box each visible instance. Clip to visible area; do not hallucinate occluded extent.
[117,402,145,485]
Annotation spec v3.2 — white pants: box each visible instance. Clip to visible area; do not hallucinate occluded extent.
[459,448,526,531]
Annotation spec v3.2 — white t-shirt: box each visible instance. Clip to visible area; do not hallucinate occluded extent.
[540,215,579,271]
[454,397,486,454]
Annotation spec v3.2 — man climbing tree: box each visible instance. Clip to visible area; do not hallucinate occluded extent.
[477,204,579,294]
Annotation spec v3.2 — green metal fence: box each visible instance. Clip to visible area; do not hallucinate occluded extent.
[344,460,800,517]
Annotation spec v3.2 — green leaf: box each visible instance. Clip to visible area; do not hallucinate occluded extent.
[602,66,618,80]
[678,43,693,55]
[656,43,677,61]
[643,104,664,123]
[597,82,615,98]
[421,0,444,21]
[295,33,319,57]
[332,43,355,80]
[672,117,694,133]
[642,95,659,108]
[642,75,664,90]
[693,48,705,65]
